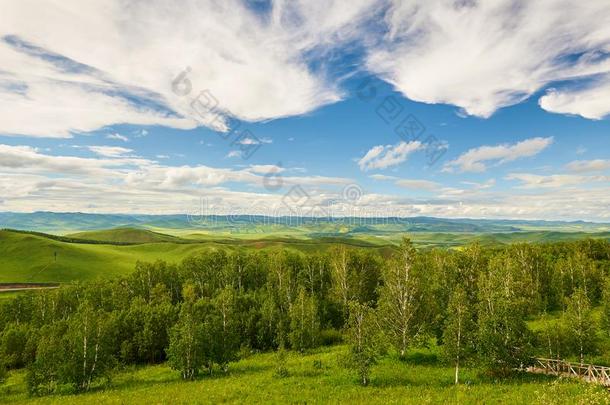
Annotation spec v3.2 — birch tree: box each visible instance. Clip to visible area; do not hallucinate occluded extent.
[378,237,429,358]
[330,246,350,318]
[167,284,205,380]
[564,287,598,363]
[344,301,384,386]
[289,288,320,351]
[442,287,475,384]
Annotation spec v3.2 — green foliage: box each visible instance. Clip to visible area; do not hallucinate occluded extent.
[273,346,289,378]
[289,288,320,352]
[343,301,385,386]
[0,360,6,385]
[0,323,28,369]
[167,285,206,380]
[320,328,343,346]
[601,277,610,336]
[536,312,570,360]
[442,287,476,384]
[564,287,598,362]
[477,254,533,374]
[0,237,609,400]
[26,304,115,395]
[378,238,431,358]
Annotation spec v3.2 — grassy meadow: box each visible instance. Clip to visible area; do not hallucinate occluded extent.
[0,229,399,283]
[2,227,609,284]
[2,226,610,404]
[1,344,607,405]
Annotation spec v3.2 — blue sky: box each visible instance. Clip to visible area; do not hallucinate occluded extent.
[0,1,609,220]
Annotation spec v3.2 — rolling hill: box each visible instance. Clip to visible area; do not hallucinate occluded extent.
[2,212,609,236]
[67,227,186,244]
[0,229,397,283]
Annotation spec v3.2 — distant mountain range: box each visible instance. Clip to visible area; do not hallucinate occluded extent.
[1,211,608,235]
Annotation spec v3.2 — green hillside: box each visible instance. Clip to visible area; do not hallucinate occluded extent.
[67,227,186,244]
[0,230,211,283]
[1,228,608,284]
[2,212,609,236]
[0,230,393,284]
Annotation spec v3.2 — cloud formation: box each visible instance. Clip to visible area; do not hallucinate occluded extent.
[443,137,553,173]
[0,143,608,221]
[566,159,610,173]
[506,172,609,189]
[0,0,379,137]
[395,179,440,191]
[106,133,129,142]
[367,0,610,119]
[358,141,422,171]
[2,1,610,139]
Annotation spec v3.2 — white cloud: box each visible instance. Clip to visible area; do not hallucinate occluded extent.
[395,179,439,191]
[0,0,382,138]
[443,137,553,173]
[369,174,398,181]
[0,143,351,191]
[0,144,149,176]
[539,76,610,120]
[358,141,422,171]
[460,179,496,190]
[506,172,609,189]
[237,137,273,145]
[226,151,241,159]
[87,145,133,158]
[566,159,610,173]
[2,0,610,139]
[1,144,609,221]
[367,1,610,119]
[106,133,129,142]
[247,164,284,175]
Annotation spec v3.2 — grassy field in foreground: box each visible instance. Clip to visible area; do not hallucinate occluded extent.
[1,345,607,404]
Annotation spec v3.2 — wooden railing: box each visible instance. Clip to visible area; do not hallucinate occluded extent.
[527,358,610,386]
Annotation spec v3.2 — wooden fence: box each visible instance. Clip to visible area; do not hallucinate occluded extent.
[527,358,610,387]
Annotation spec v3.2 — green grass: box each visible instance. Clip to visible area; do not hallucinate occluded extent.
[2,228,608,284]
[0,230,216,283]
[0,230,394,283]
[66,228,187,244]
[1,345,607,404]
[0,291,22,300]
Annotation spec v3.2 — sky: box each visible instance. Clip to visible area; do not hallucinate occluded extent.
[0,0,609,221]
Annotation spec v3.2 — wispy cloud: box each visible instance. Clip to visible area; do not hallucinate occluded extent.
[366,1,610,119]
[443,137,553,173]
[0,1,380,137]
[87,145,133,158]
[1,1,609,140]
[225,150,241,159]
[237,137,272,145]
[395,179,440,191]
[369,174,398,181]
[506,172,609,189]
[106,133,129,142]
[566,159,610,173]
[358,141,422,171]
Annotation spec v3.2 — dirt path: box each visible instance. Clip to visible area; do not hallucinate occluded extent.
[0,283,60,292]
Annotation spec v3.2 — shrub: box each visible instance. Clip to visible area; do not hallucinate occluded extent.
[320,329,343,346]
